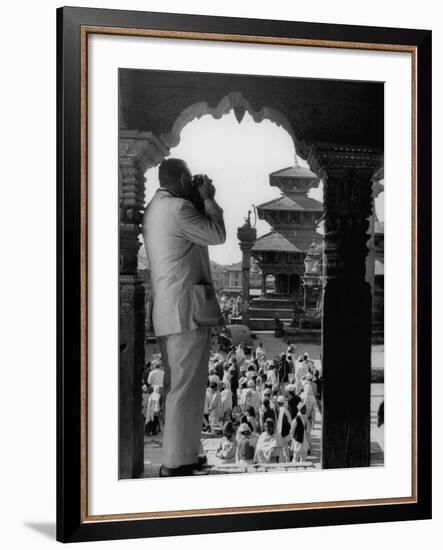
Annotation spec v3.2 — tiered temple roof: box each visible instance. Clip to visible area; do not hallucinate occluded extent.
[257,194,323,212]
[253,230,322,253]
[269,166,321,194]
[252,231,301,253]
[252,163,323,257]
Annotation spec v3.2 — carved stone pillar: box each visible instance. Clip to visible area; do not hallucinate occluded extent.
[366,175,384,330]
[316,144,382,469]
[237,216,257,325]
[119,131,169,479]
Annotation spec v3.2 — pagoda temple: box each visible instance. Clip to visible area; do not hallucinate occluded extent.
[247,165,323,330]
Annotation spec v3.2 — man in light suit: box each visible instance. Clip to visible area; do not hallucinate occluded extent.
[143,158,226,476]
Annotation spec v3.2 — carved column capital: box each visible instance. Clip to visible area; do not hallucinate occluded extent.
[119,130,170,173]
[119,131,170,275]
[313,143,383,175]
[316,144,382,282]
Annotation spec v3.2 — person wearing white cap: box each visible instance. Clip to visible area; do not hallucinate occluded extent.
[210,345,224,366]
[245,363,257,380]
[207,381,223,433]
[255,341,266,363]
[266,360,279,389]
[294,355,310,394]
[258,388,277,432]
[276,395,292,459]
[253,418,286,464]
[141,384,149,428]
[221,362,231,388]
[300,373,317,452]
[303,352,315,372]
[286,384,302,420]
[236,341,246,368]
[215,421,238,464]
[290,401,310,462]
[285,343,297,364]
[147,359,164,389]
[220,381,233,422]
[236,422,257,464]
[146,385,162,436]
[208,366,220,386]
[240,379,261,417]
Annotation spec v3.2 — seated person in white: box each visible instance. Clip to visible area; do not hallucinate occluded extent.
[215,421,238,464]
[254,418,289,463]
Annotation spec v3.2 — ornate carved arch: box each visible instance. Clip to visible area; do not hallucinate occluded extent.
[159,91,324,178]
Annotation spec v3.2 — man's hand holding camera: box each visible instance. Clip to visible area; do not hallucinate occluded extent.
[195,175,215,201]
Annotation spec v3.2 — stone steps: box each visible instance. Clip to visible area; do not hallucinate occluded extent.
[248,308,294,319]
[249,318,291,330]
[250,297,297,309]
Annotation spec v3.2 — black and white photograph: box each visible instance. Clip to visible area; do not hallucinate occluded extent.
[0,0,437,546]
[119,68,385,479]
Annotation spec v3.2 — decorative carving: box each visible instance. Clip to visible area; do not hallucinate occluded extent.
[314,143,383,177]
[324,168,373,218]
[233,105,246,124]
[120,275,145,313]
[119,131,170,276]
[315,144,382,282]
[120,130,170,173]
[161,92,325,179]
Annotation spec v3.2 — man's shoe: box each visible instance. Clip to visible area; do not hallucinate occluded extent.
[158,465,190,477]
[184,456,210,473]
[159,463,209,477]
[194,455,208,470]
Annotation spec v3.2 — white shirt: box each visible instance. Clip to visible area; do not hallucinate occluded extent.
[147,368,164,387]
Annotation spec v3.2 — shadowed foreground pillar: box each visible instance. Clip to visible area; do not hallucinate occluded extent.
[318,146,381,468]
[119,144,146,479]
[118,132,170,478]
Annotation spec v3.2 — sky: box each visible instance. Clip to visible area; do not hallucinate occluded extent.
[143,111,384,266]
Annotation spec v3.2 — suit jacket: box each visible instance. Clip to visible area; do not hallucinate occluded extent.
[143,188,226,337]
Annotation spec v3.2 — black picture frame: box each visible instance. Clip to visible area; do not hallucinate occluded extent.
[57,6,432,543]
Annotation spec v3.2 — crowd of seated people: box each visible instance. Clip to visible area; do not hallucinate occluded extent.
[142,341,322,466]
[208,341,321,465]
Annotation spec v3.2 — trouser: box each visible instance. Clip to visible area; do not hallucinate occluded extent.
[158,327,212,468]
[145,414,160,435]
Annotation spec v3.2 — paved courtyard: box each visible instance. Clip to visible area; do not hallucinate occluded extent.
[146,331,384,376]
[141,383,383,477]
[141,331,384,477]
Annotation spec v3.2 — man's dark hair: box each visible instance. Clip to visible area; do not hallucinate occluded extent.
[158,158,187,187]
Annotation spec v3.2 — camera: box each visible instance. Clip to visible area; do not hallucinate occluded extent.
[191,174,205,189]
[189,174,207,213]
